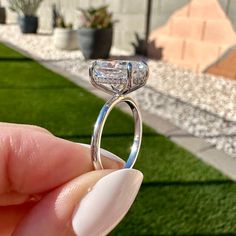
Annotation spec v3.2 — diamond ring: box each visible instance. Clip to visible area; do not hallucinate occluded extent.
[89,60,149,169]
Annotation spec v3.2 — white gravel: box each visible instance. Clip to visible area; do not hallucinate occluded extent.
[148,62,236,122]
[1,24,236,158]
[1,25,236,121]
[133,87,236,157]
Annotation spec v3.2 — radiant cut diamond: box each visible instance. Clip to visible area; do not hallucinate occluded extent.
[90,60,148,95]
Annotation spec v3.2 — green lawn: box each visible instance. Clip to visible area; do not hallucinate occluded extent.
[0,43,236,236]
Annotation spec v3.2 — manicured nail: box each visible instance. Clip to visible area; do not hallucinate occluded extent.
[79,143,124,163]
[72,169,143,236]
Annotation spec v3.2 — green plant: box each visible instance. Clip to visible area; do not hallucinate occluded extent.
[9,0,42,16]
[55,15,72,29]
[53,4,73,29]
[78,5,116,29]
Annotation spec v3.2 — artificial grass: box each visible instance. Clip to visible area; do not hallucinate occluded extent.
[0,43,236,235]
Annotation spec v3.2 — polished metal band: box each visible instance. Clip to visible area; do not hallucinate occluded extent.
[91,95,142,170]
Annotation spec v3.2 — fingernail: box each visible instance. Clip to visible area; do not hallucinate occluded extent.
[72,169,143,236]
[79,143,124,164]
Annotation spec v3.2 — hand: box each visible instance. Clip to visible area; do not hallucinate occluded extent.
[0,123,143,236]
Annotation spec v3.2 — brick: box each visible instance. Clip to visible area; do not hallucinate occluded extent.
[184,40,220,65]
[149,20,171,40]
[148,35,185,61]
[171,17,204,40]
[148,0,236,72]
[173,4,189,17]
[205,50,236,76]
[218,45,232,56]
[218,61,236,72]
[171,59,198,71]
[207,67,236,79]
[215,52,236,70]
[155,35,184,60]
[203,19,236,45]
[197,63,209,72]
[189,0,226,19]
[158,23,172,35]
[220,51,236,63]
[218,0,229,12]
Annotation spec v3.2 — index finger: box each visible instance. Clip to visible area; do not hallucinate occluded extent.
[0,123,123,195]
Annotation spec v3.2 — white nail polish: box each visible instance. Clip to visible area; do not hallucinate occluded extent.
[72,169,143,236]
[79,143,124,163]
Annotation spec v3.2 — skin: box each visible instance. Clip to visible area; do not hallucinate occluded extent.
[0,123,124,236]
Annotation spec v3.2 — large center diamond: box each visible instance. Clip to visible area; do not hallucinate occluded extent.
[90,60,148,95]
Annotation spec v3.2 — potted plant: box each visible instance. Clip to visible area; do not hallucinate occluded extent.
[9,0,42,33]
[77,5,116,59]
[0,0,6,24]
[53,9,78,50]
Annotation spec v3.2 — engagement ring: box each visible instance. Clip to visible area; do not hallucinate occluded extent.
[89,60,149,170]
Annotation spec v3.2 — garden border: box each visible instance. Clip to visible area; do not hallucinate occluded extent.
[2,39,236,181]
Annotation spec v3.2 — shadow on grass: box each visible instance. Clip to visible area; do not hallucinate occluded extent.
[0,57,32,61]
[0,86,76,89]
[168,133,236,139]
[138,234,236,236]
[142,180,234,188]
[58,132,161,139]
[0,56,83,63]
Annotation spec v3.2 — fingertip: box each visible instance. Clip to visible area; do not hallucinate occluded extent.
[12,170,114,236]
[78,143,125,169]
[13,169,142,236]
[0,124,125,196]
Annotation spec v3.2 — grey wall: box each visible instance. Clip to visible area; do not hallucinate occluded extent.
[150,0,190,31]
[150,0,236,32]
[38,0,148,52]
[218,0,236,31]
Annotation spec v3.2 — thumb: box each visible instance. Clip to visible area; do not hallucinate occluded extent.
[13,169,143,236]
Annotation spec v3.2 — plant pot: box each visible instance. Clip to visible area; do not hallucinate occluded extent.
[0,7,6,24]
[19,15,38,34]
[53,28,78,50]
[77,27,113,59]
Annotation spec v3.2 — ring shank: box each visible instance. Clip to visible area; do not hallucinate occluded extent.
[91,95,142,169]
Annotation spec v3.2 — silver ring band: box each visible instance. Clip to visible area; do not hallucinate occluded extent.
[91,95,142,170]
